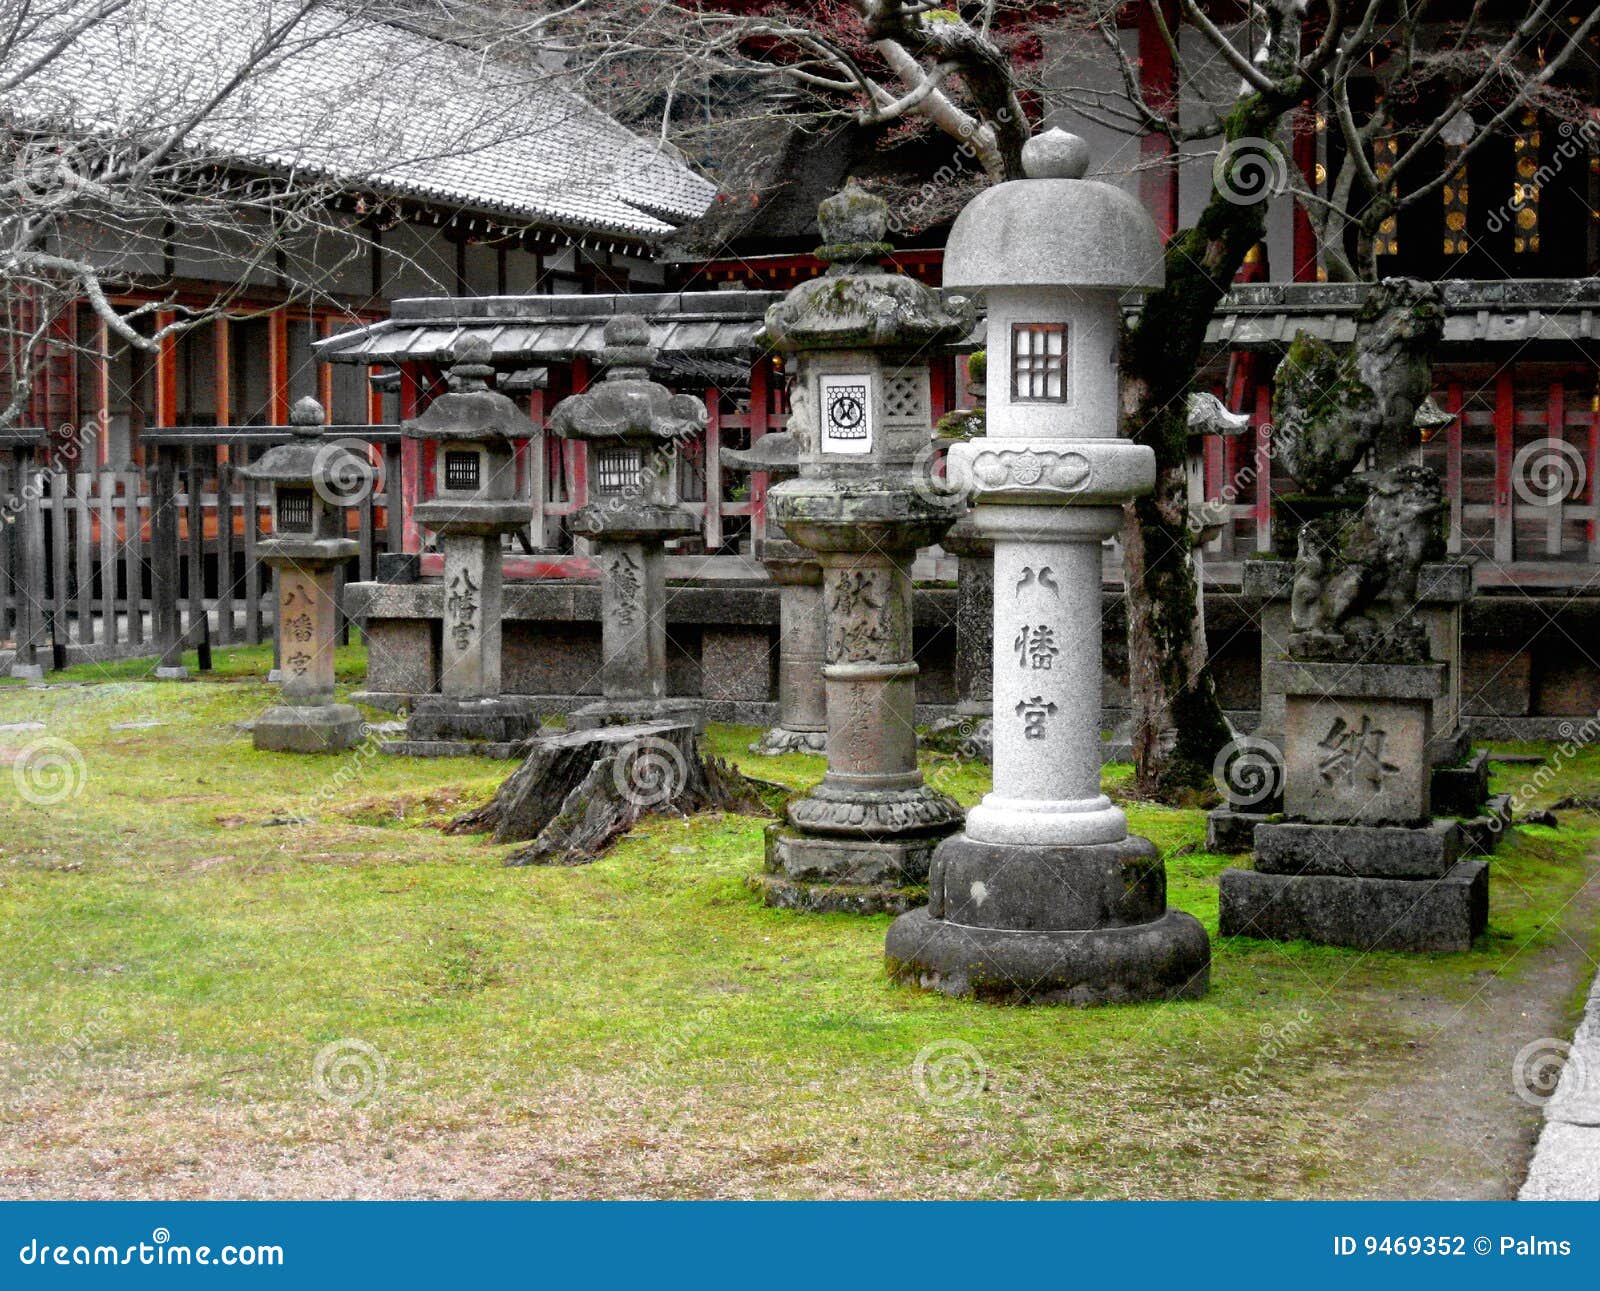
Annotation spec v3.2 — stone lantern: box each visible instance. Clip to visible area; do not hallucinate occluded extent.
[722,430,827,755]
[402,336,542,748]
[885,129,1210,1003]
[241,396,363,752]
[549,314,705,731]
[756,183,969,914]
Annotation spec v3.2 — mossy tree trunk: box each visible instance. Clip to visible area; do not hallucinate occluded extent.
[1119,93,1299,799]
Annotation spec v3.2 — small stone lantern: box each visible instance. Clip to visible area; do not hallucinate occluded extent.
[722,430,827,755]
[241,396,363,752]
[757,184,970,914]
[402,336,542,748]
[549,314,705,730]
[885,129,1210,1002]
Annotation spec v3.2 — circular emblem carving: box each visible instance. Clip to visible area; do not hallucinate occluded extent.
[1010,451,1044,485]
[830,394,865,429]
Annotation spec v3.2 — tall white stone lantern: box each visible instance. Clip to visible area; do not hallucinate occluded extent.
[886,129,1210,1004]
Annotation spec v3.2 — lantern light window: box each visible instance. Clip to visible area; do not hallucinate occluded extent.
[596,446,642,495]
[444,450,482,492]
[278,489,313,532]
[1011,323,1067,402]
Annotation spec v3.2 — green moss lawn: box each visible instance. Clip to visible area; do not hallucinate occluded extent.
[1,648,1597,1198]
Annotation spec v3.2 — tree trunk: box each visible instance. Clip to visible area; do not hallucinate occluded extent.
[1120,99,1298,800]
[447,721,772,865]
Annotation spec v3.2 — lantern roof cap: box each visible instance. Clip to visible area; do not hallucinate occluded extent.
[759,184,973,353]
[943,128,1165,291]
[547,312,708,444]
[402,336,538,443]
[240,398,361,485]
[722,430,799,476]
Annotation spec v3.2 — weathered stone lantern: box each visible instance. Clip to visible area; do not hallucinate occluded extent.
[722,430,827,755]
[756,183,969,914]
[401,336,542,748]
[885,129,1210,1003]
[549,314,705,730]
[241,396,363,752]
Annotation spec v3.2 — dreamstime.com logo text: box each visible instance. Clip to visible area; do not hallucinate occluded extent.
[17,1227,284,1268]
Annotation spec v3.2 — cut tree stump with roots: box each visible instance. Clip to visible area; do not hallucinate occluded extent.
[445,721,774,865]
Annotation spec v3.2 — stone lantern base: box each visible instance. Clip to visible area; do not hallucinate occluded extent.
[253,701,364,754]
[391,693,544,758]
[885,835,1211,1004]
[755,824,942,915]
[1218,657,1490,952]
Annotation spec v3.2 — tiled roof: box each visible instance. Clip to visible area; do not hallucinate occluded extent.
[2,0,716,241]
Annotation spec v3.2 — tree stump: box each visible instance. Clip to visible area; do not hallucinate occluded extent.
[445,721,773,865]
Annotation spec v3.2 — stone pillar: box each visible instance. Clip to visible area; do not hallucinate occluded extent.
[754,183,971,913]
[547,316,704,732]
[923,512,992,758]
[724,431,827,755]
[439,533,504,699]
[885,129,1210,1004]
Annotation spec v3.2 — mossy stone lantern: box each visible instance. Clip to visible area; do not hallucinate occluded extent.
[402,336,542,747]
[756,183,971,914]
[548,314,705,730]
[240,396,363,752]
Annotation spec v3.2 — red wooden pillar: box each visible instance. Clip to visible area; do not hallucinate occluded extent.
[1492,369,1515,565]
[154,309,178,429]
[1253,379,1273,553]
[93,315,111,467]
[399,362,422,555]
[567,357,590,512]
[1137,1,1180,242]
[1545,382,1567,557]
[267,309,290,429]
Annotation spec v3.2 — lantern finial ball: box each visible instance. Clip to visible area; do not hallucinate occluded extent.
[1022,128,1090,180]
[289,395,325,431]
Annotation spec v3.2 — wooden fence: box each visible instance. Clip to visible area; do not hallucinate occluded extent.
[1,426,401,675]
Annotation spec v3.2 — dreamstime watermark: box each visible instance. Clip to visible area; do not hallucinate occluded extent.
[1512,1037,1590,1109]
[1485,118,1600,237]
[889,109,1016,236]
[2,413,106,523]
[311,1037,386,1107]
[1511,437,1586,507]
[277,722,388,826]
[312,438,384,508]
[1211,735,1284,809]
[8,735,88,805]
[1492,708,1600,833]
[612,735,688,810]
[911,1038,986,1107]
[1213,137,1290,206]
[1,1007,114,1120]
[1186,1008,1316,1131]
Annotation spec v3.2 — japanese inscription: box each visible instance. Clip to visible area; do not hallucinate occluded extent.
[446,568,479,652]
[1317,715,1399,788]
[1013,624,1060,670]
[1015,695,1058,740]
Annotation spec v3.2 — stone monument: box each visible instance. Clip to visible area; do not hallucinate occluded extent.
[396,337,542,754]
[1218,461,1490,952]
[754,183,969,914]
[241,397,364,753]
[921,511,993,761]
[722,430,828,755]
[549,315,705,732]
[885,128,1211,1004]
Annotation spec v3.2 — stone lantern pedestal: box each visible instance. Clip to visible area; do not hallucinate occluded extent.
[884,130,1209,1003]
[241,398,364,753]
[1219,658,1488,952]
[549,316,705,732]
[752,184,968,914]
[395,338,542,755]
[724,431,827,755]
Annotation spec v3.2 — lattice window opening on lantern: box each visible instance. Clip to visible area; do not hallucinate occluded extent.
[1011,323,1068,402]
[596,445,643,495]
[277,489,314,533]
[883,371,930,426]
[444,450,482,493]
